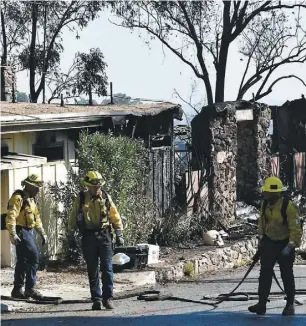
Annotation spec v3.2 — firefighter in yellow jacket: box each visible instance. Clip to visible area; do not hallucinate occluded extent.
[248,177,303,316]
[6,174,47,300]
[68,171,124,310]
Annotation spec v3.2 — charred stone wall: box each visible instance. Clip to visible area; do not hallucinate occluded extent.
[192,101,271,223]
[236,107,271,207]
[209,112,237,223]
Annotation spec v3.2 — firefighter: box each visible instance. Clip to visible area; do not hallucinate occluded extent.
[248,176,303,316]
[6,174,47,300]
[68,171,124,310]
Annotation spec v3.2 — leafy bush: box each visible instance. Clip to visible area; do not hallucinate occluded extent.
[76,132,157,244]
[48,170,83,262]
[49,132,157,261]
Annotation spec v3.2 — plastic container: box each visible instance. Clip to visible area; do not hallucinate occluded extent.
[112,253,131,265]
[136,243,160,265]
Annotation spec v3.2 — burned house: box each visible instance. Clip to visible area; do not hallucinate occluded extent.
[271,95,306,190]
[191,101,271,224]
[0,101,182,266]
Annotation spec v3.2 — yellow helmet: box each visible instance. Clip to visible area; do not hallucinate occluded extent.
[83,171,105,187]
[260,176,287,193]
[22,174,44,188]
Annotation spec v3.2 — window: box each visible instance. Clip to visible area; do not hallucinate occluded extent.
[33,131,64,161]
[33,142,64,161]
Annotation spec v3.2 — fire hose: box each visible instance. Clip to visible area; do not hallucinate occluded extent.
[136,250,306,306]
[2,251,306,307]
[201,250,306,306]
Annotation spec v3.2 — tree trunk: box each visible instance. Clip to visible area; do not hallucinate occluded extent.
[201,76,213,106]
[88,84,93,105]
[0,66,5,101]
[32,4,77,104]
[29,4,38,102]
[215,39,230,103]
[215,2,231,103]
[1,8,7,101]
[42,3,47,103]
[196,46,213,105]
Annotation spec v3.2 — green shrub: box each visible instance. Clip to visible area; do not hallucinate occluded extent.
[49,132,157,261]
[183,261,195,277]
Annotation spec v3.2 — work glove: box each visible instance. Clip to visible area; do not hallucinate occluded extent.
[41,234,48,246]
[281,242,295,256]
[10,234,21,246]
[36,228,47,246]
[257,235,264,250]
[115,230,124,247]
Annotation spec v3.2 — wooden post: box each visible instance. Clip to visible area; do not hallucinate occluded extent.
[131,119,138,139]
[110,82,113,104]
[60,94,64,106]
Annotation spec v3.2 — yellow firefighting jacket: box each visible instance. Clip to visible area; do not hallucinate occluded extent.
[258,198,302,247]
[6,191,45,235]
[68,190,123,231]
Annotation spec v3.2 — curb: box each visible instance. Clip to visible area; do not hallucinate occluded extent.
[152,236,258,282]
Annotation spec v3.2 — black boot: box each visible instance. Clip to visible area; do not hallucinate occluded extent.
[92,300,102,311]
[103,299,115,310]
[11,287,26,299]
[248,302,267,315]
[282,303,295,316]
[24,288,44,300]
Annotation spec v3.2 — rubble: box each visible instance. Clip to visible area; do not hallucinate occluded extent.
[236,201,260,221]
[292,194,306,253]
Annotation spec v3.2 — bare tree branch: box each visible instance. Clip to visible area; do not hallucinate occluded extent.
[112,1,306,104]
[173,88,200,115]
[232,2,306,40]
[231,2,271,40]
[110,20,205,81]
[239,52,306,99]
[255,75,306,101]
[177,2,213,104]
[255,62,277,99]
[237,32,264,100]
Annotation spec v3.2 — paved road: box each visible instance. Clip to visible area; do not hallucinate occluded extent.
[2,266,306,326]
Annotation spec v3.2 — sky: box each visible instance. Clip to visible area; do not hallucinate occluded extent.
[16,6,306,122]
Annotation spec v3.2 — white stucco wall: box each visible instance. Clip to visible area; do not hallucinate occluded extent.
[1,130,77,267]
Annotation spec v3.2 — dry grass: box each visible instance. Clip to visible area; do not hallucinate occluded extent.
[183,262,195,277]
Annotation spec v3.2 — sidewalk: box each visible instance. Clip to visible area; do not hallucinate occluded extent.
[1,268,155,312]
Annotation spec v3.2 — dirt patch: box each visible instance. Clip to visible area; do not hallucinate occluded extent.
[36,270,88,288]
[1,267,88,290]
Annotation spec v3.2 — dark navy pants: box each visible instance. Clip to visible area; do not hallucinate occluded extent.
[258,236,295,304]
[14,227,39,290]
[82,228,113,301]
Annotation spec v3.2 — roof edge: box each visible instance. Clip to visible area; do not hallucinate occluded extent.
[0,103,182,124]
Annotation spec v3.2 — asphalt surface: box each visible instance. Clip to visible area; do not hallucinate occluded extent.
[2,265,306,326]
